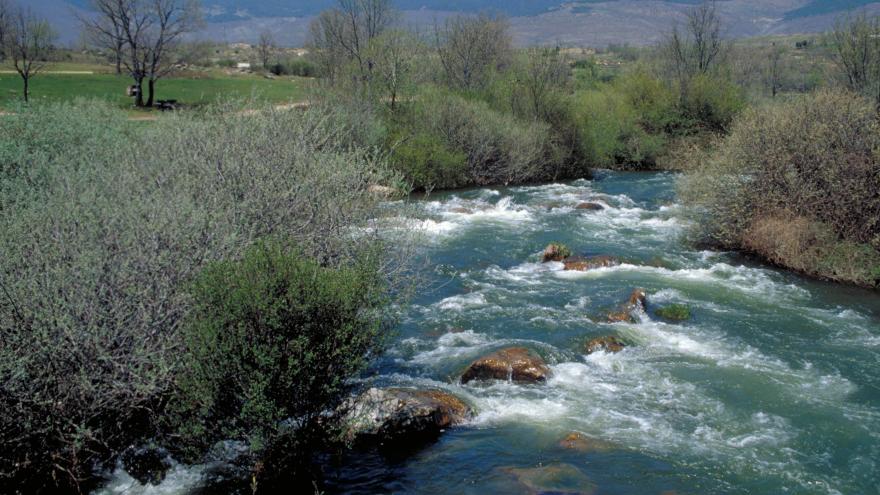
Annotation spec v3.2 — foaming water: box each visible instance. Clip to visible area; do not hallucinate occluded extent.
[95,172,880,495]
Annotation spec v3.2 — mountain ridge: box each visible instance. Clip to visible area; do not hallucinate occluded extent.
[33,0,880,46]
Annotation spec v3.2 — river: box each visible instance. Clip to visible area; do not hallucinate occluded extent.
[99,171,880,495]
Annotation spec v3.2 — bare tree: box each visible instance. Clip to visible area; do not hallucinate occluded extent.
[0,0,11,61]
[79,0,202,107]
[662,0,725,97]
[257,30,275,69]
[831,13,880,106]
[367,28,420,109]
[308,0,395,85]
[765,41,784,98]
[4,5,56,102]
[519,47,570,119]
[81,0,127,74]
[434,14,512,90]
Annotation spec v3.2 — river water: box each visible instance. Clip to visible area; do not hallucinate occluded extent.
[98,171,880,495]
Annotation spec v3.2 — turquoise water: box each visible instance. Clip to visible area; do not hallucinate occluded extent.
[98,172,880,494]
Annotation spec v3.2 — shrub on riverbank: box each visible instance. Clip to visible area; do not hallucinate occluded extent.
[390,88,580,189]
[0,100,404,491]
[172,242,391,488]
[679,89,880,287]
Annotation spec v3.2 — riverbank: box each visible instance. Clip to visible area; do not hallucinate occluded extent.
[94,171,880,494]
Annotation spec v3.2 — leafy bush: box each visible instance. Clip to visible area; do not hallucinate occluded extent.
[270,58,318,77]
[680,89,880,287]
[394,87,577,188]
[0,100,401,491]
[389,129,468,190]
[172,242,390,485]
[680,74,745,132]
[575,87,665,169]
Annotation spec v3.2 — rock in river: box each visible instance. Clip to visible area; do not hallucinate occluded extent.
[344,388,472,443]
[461,347,551,384]
[575,202,604,211]
[563,255,620,271]
[607,288,647,323]
[584,335,627,354]
[558,432,618,453]
[542,243,572,262]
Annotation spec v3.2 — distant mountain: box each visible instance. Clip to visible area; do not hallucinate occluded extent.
[35,0,880,46]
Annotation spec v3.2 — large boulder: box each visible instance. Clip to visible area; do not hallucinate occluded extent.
[344,388,472,443]
[584,335,627,354]
[607,288,647,323]
[542,243,572,262]
[563,255,620,271]
[120,445,172,486]
[461,347,551,384]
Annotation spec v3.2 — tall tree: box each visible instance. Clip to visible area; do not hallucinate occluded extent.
[366,29,420,109]
[0,0,11,62]
[662,0,725,98]
[81,0,127,74]
[832,13,880,107]
[765,41,784,98]
[257,30,275,70]
[434,14,512,90]
[79,0,202,107]
[308,0,395,86]
[4,5,56,103]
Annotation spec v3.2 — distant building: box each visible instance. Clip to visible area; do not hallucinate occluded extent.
[236,62,251,70]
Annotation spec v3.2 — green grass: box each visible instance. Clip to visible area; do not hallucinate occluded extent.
[0,71,311,110]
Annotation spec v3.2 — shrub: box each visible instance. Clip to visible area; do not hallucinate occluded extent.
[679,89,880,287]
[615,70,679,133]
[0,100,401,491]
[575,87,664,169]
[270,58,318,77]
[395,87,575,187]
[389,129,468,190]
[172,242,390,485]
[680,74,745,132]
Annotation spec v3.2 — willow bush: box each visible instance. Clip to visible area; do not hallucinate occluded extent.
[679,89,880,287]
[0,100,403,492]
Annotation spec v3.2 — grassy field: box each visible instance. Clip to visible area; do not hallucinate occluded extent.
[0,65,311,111]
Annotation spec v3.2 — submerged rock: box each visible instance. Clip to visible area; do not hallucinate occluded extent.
[501,463,596,495]
[120,445,173,486]
[584,335,627,354]
[449,207,474,214]
[575,202,604,211]
[344,388,472,443]
[563,255,620,271]
[607,288,647,323]
[558,432,617,453]
[542,243,573,262]
[461,347,551,384]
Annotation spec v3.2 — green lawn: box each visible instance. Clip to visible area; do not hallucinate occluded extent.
[0,70,311,110]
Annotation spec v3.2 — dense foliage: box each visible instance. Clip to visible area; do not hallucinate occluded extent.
[173,241,390,487]
[0,100,402,492]
[679,89,880,286]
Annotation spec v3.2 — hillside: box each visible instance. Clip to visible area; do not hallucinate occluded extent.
[38,0,880,45]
